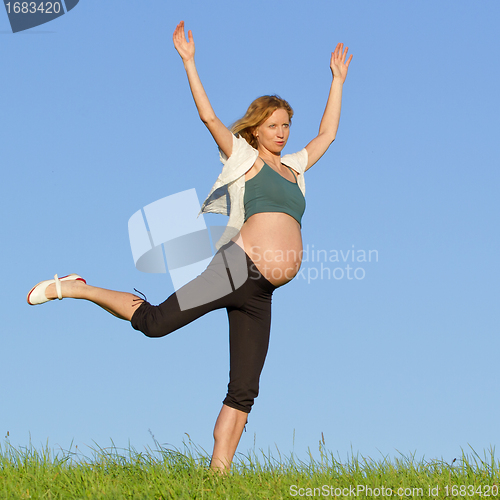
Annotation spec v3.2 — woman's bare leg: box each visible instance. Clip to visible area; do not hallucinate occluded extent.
[210,404,248,473]
[44,280,143,321]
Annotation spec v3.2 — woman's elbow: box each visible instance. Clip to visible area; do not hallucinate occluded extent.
[200,113,217,126]
[319,131,336,145]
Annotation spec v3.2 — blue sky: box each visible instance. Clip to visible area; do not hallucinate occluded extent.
[2,0,499,465]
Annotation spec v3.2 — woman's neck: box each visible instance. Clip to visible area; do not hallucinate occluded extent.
[258,151,282,169]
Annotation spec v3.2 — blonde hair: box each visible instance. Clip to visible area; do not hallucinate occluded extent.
[231,95,293,149]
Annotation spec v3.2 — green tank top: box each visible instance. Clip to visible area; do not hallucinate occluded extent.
[244,161,306,226]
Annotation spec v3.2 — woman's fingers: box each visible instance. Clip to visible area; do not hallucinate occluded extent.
[330,43,352,80]
[173,20,186,42]
[173,21,182,43]
[342,46,349,63]
[173,21,186,45]
[337,43,343,59]
[173,20,195,61]
[333,43,352,67]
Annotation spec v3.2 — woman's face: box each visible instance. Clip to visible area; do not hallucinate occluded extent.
[254,108,290,154]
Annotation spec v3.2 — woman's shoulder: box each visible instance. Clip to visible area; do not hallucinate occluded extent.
[281,148,308,174]
[219,134,258,162]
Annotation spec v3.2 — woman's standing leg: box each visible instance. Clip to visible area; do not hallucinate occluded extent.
[210,405,248,471]
[210,260,276,472]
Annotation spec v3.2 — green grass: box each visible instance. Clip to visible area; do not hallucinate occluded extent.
[1,437,498,499]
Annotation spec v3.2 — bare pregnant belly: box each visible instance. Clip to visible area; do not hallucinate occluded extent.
[231,213,303,287]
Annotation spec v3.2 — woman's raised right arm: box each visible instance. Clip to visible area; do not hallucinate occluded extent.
[173,21,233,157]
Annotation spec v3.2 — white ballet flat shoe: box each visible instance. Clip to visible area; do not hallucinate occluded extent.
[27,273,86,305]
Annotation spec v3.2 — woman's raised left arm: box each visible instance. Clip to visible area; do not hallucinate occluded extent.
[304,43,353,171]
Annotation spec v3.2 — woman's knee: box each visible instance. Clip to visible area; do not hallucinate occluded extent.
[223,374,261,414]
[222,396,253,414]
[130,300,175,338]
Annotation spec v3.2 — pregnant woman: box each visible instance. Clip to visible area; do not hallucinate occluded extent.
[27,21,352,472]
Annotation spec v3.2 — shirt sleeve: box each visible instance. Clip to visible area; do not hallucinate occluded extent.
[282,148,309,175]
[219,134,256,165]
[217,135,258,183]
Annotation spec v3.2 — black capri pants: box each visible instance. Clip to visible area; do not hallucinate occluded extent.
[131,240,278,414]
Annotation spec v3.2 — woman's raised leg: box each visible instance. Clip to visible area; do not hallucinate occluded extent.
[44,280,143,321]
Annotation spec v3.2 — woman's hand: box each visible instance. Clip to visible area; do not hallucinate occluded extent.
[330,43,353,82]
[173,20,195,63]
